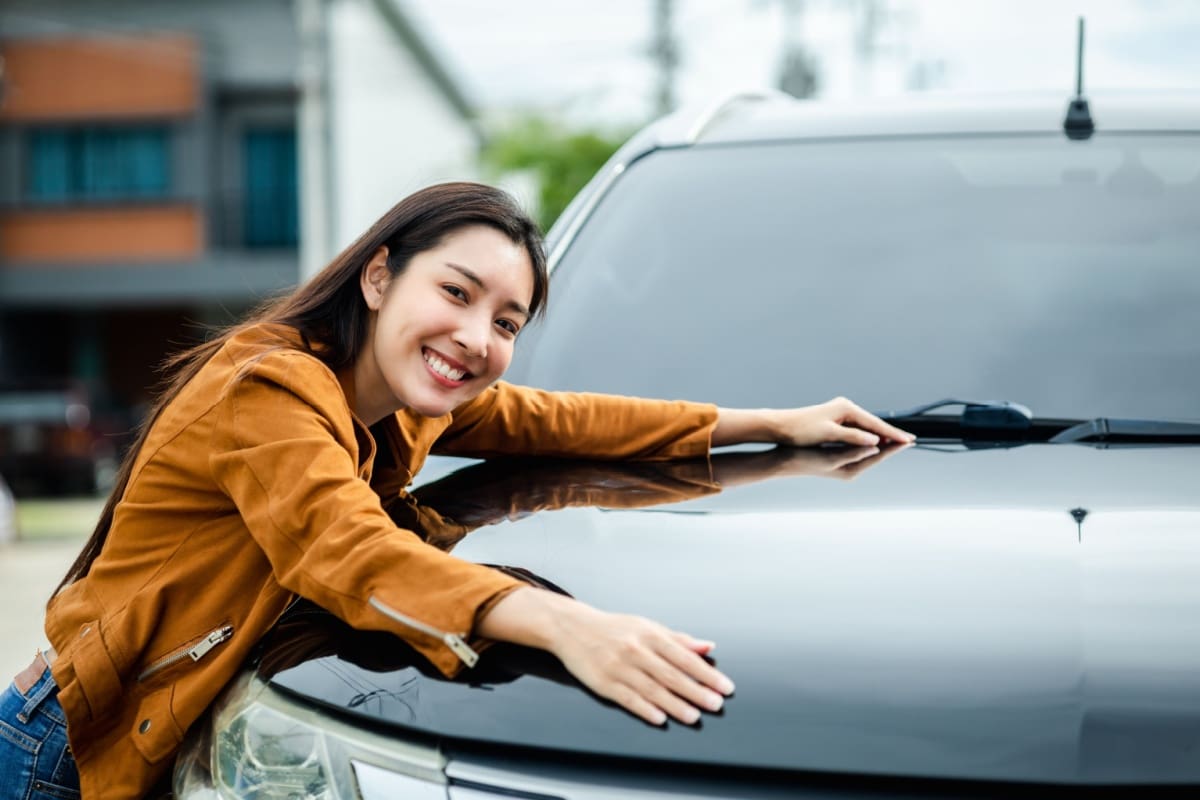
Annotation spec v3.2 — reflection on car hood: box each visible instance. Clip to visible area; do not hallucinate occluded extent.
[263,445,1200,785]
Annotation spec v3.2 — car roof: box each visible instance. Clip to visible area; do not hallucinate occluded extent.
[653,89,1200,147]
[545,88,1200,269]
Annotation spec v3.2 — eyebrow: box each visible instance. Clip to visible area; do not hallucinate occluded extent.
[446,262,530,319]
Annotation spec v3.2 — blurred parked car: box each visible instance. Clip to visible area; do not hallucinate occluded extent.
[175,90,1200,797]
[0,474,16,543]
[0,383,102,496]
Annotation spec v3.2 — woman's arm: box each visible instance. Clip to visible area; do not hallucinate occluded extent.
[436,383,717,461]
[441,385,910,461]
[713,396,914,448]
[477,586,731,726]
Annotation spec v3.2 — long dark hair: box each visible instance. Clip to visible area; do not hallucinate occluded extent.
[54,182,547,596]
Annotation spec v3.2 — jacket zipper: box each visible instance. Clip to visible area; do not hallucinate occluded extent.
[368,596,479,668]
[137,625,234,682]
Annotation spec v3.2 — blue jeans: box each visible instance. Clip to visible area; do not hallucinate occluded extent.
[0,661,80,800]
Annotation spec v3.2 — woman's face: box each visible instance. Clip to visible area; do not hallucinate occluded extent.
[354,224,535,423]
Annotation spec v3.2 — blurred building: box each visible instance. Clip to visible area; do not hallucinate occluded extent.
[0,0,481,495]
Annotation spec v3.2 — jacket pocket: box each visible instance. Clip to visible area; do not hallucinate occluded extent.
[130,685,185,764]
[137,624,234,683]
[63,619,122,724]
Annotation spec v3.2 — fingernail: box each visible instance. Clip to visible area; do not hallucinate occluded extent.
[687,708,701,724]
[653,710,667,726]
[718,677,735,695]
[706,691,724,711]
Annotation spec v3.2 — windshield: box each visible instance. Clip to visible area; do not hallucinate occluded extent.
[508,134,1200,420]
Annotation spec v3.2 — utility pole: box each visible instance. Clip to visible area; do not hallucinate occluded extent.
[851,0,883,97]
[775,0,818,98]
[844,0,915,97]
[296,0,334,279]
[649,0,680,117]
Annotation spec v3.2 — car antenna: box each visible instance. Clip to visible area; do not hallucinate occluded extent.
[1063,17,1095,140]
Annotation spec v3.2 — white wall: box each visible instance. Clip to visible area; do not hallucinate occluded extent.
[327,0,480,253]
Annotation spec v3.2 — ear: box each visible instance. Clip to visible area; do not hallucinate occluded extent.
[360,246,391,310]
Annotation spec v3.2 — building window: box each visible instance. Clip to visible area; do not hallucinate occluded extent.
[26,127,170,203]
[243,127,298,248]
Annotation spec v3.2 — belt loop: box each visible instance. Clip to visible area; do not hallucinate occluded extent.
[16,655,55,724]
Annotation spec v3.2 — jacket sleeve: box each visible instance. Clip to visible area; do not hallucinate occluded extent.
[207,351,523,677]
[434,381,719,460]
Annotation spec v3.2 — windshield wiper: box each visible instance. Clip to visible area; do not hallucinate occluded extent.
[1049,418,1200,444]
[878,399,1070,446]
[881,398,1034,430]
[881,400,1200,447]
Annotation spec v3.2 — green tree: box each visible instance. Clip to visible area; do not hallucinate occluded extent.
[482,117,630,233]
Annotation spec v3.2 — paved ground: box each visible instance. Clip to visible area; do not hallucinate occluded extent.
[0,499,100,682]
[0,538,82,681]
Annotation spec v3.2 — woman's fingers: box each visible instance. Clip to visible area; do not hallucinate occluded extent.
[623,671,706,725]
[564,617,733,726]
[636,629,735,723]
[828,420,884,446]
[610,683,671,726]
[833,397,914,443]
[805,397,912,446]
[671,630,715,654]
[658,636,734,697]
[643,650,727,714]
[617,644,729,725]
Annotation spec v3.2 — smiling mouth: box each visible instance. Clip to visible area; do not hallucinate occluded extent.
[423,348,471,382]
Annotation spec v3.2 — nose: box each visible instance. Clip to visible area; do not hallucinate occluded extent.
[453,315,489,360]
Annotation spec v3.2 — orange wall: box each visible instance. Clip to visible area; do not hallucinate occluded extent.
[0,207,203,263]
[0,35,199,121]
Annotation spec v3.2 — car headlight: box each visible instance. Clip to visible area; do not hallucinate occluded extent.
[175,671,449,799]
[215,702,328,797]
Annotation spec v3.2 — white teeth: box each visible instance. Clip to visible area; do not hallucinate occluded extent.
[423,350,466,381]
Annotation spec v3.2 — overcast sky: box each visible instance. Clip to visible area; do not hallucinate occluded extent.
[403,0,1200,126]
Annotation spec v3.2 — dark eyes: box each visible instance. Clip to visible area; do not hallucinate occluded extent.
[442,284,520,336]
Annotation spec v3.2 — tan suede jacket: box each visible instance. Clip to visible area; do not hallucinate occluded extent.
[44,324,718,799]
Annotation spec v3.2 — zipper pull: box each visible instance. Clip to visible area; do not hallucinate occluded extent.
[369,596,480,668]
[188,626,233,662]
[443,634,479,668]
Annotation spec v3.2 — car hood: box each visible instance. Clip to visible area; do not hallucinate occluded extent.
[263,444,1200,785]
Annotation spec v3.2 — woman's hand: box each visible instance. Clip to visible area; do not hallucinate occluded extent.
[477,587,733,725]
[712,396,914,448]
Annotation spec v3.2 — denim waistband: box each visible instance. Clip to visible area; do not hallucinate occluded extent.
[16,657,67,728]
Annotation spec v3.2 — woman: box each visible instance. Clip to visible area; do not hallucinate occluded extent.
[0,183,911,799]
